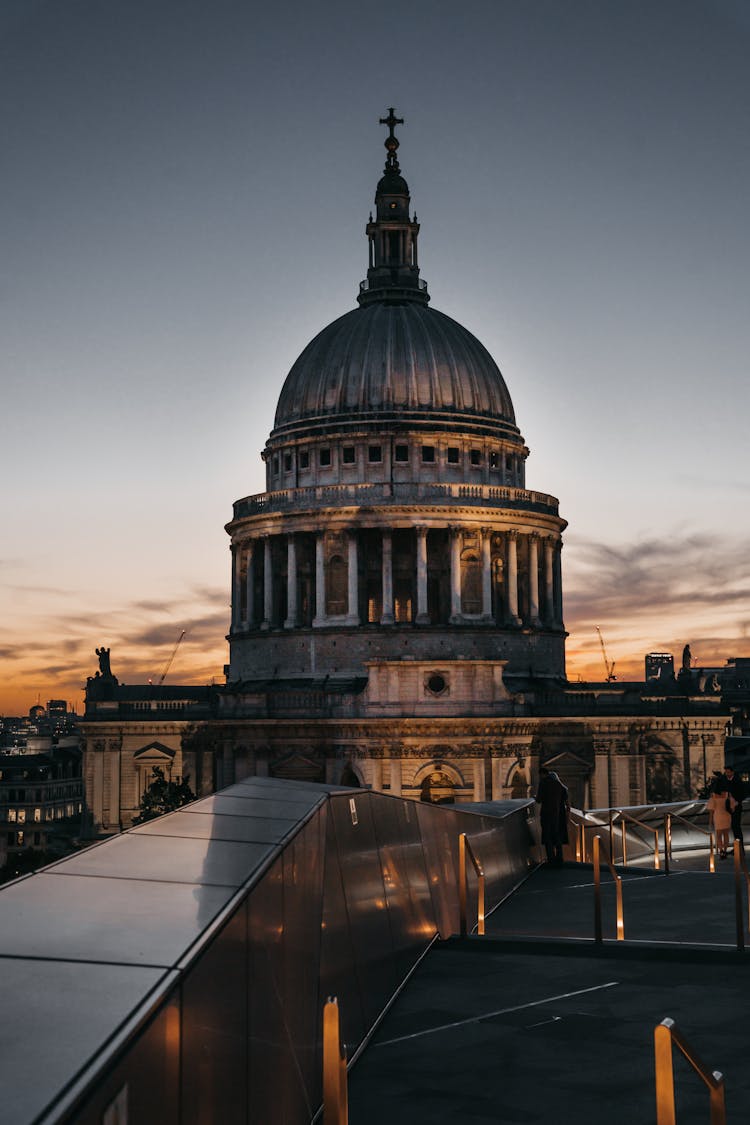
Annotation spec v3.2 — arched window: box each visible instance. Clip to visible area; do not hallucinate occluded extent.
[326,554,347,616]
[461,552,481,615]
[492,557,505,622]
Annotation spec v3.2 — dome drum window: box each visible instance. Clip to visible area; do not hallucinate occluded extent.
[343,446,356,464]
[421,446,435,463]
[395,445,409,462]
[447,447,460,464]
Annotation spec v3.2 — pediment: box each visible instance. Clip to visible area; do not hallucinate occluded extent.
[133,742,176,762]
[270,750,323,781]
[544,749,592,773]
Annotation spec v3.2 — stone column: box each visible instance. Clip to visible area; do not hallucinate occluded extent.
[389,757,402,796]
[245,541,255,628]
[473,759,485,801]
[506,531,521,626]
[261,536,273,629]
[231,543,242,631]
[491,756,504,800]
[449,526,462,623]
[370,759,383,791]
[313,532,326,627]
[529,533,541,628]
[544,537,555,625]
[284,534,298,628]
[380,530,394,624]
[416,525,430,623]
[346,531,359,624]
[554,542,564,627]
[481,527,492,620]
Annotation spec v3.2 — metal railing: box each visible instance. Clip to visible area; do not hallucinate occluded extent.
[458,832,485,936]
[323,997,348,1125]
[654,1018,726,1125]
[574,809,662,870]
[592,834,624,943]
[666,811,715,873]
[733,841,750,952]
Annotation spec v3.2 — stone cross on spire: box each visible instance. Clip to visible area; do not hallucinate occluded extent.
[379,107,404,171]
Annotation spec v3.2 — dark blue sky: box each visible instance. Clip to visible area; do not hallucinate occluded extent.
[2,0,749,707]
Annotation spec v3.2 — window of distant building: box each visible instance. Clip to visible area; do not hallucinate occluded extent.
[447,447,460,464]
[394,444,409,463]
[342,446,356,464]
[319,448,332,467]
[7,809,16,823]
[368,445,382,463]
[421,445,435,463]
[17,809,26,824]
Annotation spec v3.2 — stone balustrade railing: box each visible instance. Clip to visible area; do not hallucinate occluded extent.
[232,481,559,521]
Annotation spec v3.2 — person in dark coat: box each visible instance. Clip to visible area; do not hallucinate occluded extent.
[535,767,570,866]
[724,766,745,846]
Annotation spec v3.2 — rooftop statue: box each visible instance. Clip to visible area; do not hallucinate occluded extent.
[96,646,113,678]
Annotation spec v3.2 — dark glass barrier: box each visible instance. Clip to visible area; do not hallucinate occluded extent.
[0,781,534,1124]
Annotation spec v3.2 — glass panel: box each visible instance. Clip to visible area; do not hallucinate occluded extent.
[75,992,180,1125]
[0,872,234,967]
[182,909,247,1125]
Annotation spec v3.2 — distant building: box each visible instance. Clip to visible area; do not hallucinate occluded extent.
[0,744,85,874]
[645,653,675,681]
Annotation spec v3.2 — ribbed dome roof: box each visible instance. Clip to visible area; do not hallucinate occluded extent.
[272,302,518,441]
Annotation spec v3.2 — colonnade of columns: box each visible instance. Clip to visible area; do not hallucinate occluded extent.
[231,525,563,632]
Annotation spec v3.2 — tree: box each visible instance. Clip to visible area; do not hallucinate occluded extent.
[133,766,196,824]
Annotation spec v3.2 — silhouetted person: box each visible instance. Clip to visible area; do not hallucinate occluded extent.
[724,766,745,846]
[705,773,732,859]
[535,767,569,867]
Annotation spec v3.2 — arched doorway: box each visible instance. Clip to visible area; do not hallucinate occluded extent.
[419,768,456,804]
[646,754,674,803]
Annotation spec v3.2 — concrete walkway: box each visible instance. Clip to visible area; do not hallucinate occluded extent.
[348,859,750,1124]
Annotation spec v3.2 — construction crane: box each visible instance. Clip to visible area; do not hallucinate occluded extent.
[158,630,186,685]
[595,626,617,682]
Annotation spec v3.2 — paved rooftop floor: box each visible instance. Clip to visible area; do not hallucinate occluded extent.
[348,858,750,1124]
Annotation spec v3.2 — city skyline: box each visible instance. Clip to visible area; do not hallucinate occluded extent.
[2,0,749,714]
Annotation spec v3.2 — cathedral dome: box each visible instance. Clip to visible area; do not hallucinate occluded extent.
[271,301,518,441]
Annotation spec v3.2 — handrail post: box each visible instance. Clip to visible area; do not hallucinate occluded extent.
[709,830,715,874]
[654,1017,726,1125]
[458,832,468,937]
[323,997,348,1125]
[608,811,614,864]
[654,1020,676,1125]
[621,818,627,867]
[477,861,486,936]
[710,1083,727,1125]
[734,840,745,952]
[593,834,602,943]
[663,813,670,875]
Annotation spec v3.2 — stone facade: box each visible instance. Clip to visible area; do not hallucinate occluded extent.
[80,112,733,831]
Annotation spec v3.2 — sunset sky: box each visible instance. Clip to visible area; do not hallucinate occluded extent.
[2,0,749,715]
